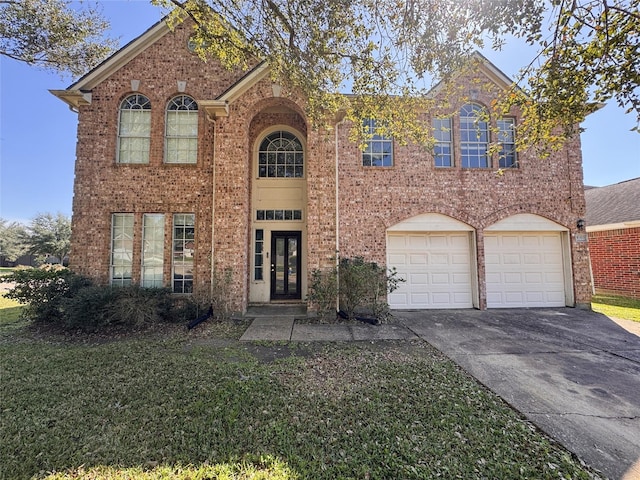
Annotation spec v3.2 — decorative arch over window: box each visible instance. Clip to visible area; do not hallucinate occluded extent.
[117,94,151,164]
[165,95,198,164]
[258,131,304,178]
[460,103,489,168]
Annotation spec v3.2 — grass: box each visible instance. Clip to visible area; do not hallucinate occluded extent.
[0,294,24,325]
[592,294,640,322]
[0,314,599,480]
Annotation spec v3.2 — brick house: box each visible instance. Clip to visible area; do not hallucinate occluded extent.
[51,17,592,313]
[585,178,640,299]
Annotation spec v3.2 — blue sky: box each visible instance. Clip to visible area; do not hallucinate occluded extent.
[1,0,639,224]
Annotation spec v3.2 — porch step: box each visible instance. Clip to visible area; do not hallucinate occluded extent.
[246,304,307,317]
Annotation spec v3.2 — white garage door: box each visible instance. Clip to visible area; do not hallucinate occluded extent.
[485,232,566,308]
[387,232,473,309]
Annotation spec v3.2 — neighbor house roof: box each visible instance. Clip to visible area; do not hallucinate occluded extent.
[585,177,640,231]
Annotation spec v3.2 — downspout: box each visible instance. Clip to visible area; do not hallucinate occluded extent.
[335,115,347,309]
[210,119,217,297]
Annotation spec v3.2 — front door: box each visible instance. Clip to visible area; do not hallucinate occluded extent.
[271,231,302,300]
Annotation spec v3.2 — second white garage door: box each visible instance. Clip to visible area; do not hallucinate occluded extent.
[387,232,473,309]
[485,232,566,308]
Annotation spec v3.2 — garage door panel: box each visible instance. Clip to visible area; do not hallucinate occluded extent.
[410,273,428,285]
[388,236,407,249]
[408,235,428,249]
[409,254,428,264]
[524,272,543,284]
[504,272,522,283]
[430,253,449,265]
[486,232,566,308]
[452,253,470,264]
[388,253,406,265]
[388,232,473,309]
[429,236,448,248]
[523,253,541,264]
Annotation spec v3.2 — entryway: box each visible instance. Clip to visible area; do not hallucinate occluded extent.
[270,231,301,300]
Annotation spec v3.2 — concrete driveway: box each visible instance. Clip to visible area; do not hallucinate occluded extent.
[397,308,640,480]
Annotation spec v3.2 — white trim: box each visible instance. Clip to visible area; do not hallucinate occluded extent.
[388,213,474,232]
[485,214,567,232]
[70,21,170,91]
[586,221,640,232]
[218,63,270,103]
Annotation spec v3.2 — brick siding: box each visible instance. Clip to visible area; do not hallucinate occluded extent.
[66,21,592,312]
[588,227,640,299]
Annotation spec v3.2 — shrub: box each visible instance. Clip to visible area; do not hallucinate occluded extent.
[1,267,92,323]
[307,266,338,319]
[307,256,405,323]
[62,285,174,331]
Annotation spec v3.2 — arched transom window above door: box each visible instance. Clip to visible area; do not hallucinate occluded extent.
[258,131,304,178]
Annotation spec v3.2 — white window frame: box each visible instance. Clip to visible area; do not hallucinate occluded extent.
[460,104,489,168]
[433,117,453,167]
[257,131,304,178]
[165,96,198,164]
[172,213,195,294]
[117,94,151,164]
[110,213,134,286]
[497,118,517,168]
[141,214,165,288]
[362,118,393,167]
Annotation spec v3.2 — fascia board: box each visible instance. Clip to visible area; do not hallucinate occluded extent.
[49,89,92,110]
[216,62,271,103]
[67,20,171,92]
[586,221,640,232]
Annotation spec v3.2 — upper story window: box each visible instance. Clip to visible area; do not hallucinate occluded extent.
[117,94,151,164]
[362,118,393,167]
[460,104,489,168]
[497,118,517,168]
[165,95,198,164]
[433,117,453,167]
[258,131,304,178]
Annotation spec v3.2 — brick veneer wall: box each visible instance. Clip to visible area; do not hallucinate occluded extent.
[336,71,592,308]
[588,227,640,299]
[67,20,592,312]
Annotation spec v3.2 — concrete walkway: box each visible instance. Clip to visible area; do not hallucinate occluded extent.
[240,306,640,480]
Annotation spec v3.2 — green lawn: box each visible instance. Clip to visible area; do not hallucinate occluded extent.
[592,294,640,322]
[0,315,598,480]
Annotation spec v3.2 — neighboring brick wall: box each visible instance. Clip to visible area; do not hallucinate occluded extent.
[588,227,640,299]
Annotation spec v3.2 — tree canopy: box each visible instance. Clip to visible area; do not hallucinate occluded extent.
[0,0,117,77]
[156,0,639,149]
[27,213,71,264]
[0,218,28,262]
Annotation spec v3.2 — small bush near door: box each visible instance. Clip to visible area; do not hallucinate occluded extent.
[308,256,404,323]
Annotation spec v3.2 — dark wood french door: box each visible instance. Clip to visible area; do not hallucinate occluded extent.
[270,231,301,300]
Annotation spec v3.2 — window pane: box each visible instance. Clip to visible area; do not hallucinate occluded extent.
[460,104,489,168]
[142,214,165,288]
[118,96,151,164]
[165,96,198,164]
[362,119,393,167]
[254,229,264,281]
[258,131,304,178]
[111,214,134,286]
[498,118,517,168]
[172,214,195,293]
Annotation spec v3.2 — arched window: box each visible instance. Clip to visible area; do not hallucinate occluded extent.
[117,94,151,164]
[460,104,489,168]
[258,131,304,178]
[165,95,198,164]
